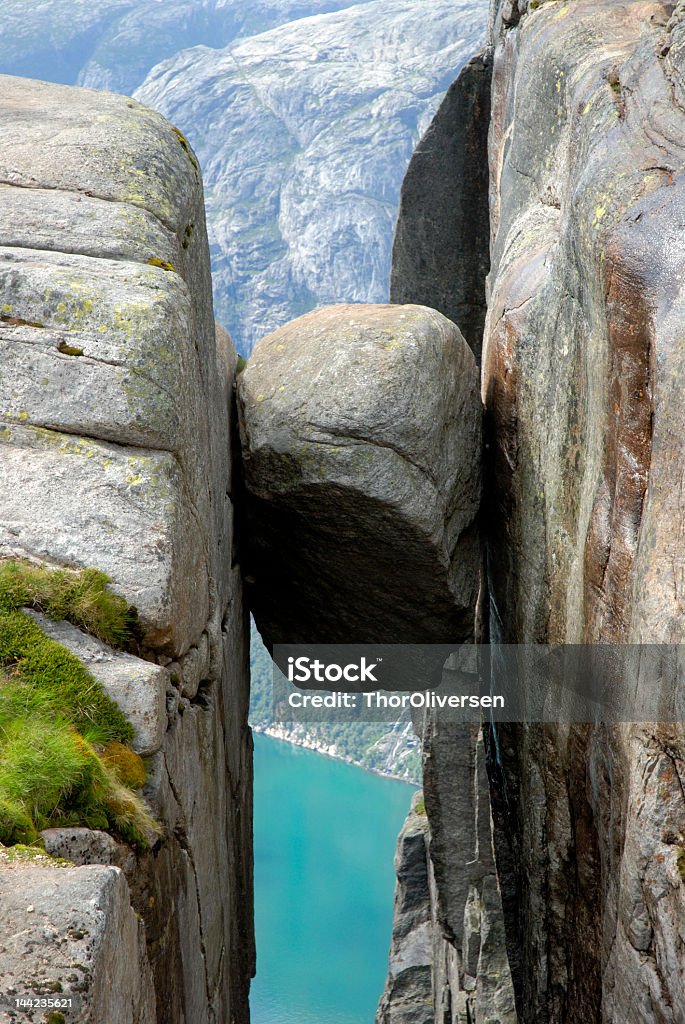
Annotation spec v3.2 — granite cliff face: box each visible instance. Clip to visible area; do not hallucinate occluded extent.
[482,3,685,1020]
[0,76,252,1023]
[388,0,685,1021]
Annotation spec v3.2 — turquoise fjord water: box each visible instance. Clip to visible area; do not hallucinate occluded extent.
[251,732,417,1024]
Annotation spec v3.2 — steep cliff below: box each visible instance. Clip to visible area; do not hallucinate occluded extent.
[0,75,252,1024]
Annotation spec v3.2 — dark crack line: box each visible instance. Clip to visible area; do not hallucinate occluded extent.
[0,177,179,236]
[4,419,176,456]
[0,239,181,273]
[305,421,439,488]
[164,758,213,1007]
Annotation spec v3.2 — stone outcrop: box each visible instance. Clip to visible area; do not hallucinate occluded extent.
[376,793,433,1024]
[237,303,481,646]
[421,723,516,1024]
[28,613,167,757]
[0,856,155,1024]
[0,76,253,1024]
[378,730,516,1024]
[390,50,493,360]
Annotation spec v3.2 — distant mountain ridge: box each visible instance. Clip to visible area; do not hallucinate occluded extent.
[0,0,488,352]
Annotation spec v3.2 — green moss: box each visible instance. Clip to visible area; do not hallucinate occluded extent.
[414,793,426,816]
[171,126,200,173]
[0,560,158,849]
[236,355,247,374]
[147,257,175,272]
[100,741,146,789]
[0,843,72,867]
[57,341,84,357]
[46,1012,67,1024]
[182,223,194,250]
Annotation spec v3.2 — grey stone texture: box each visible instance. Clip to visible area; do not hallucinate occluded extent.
[390,50,493,361]
[376,794,434,1024]
[0,73,228,657]
[0,75,252,1024]
[238,302,481,646]
[27,612,167,756]
[482,1,685,1021]
[0,859,155,1024]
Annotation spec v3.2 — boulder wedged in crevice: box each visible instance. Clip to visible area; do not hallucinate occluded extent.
[237,303,482,647]
[237,299,483,647]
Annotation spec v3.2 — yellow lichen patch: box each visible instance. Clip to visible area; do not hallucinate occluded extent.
[171,126,200,173]
[147,257,175,272]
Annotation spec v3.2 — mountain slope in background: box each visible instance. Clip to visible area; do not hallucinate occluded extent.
[249,623,421,782]
[0,0,488,351]
[134,0,488,350]
[0,0,375,93]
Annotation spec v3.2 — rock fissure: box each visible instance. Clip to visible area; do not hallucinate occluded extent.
[0,176,179,237]
[164,757,213,1009]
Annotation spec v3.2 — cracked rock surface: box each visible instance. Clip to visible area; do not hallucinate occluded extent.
[0,860,155,1024]
[0,75,252,1024]
[0,74,227,656]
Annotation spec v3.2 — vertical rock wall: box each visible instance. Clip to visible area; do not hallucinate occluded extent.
[482,1,685,1021]
[387,1,685,1019]
[0,76,253,1024]
[390,51,493,361]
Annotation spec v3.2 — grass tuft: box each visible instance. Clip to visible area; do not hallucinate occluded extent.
[0,560,158,849]
[0,559,137,647]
